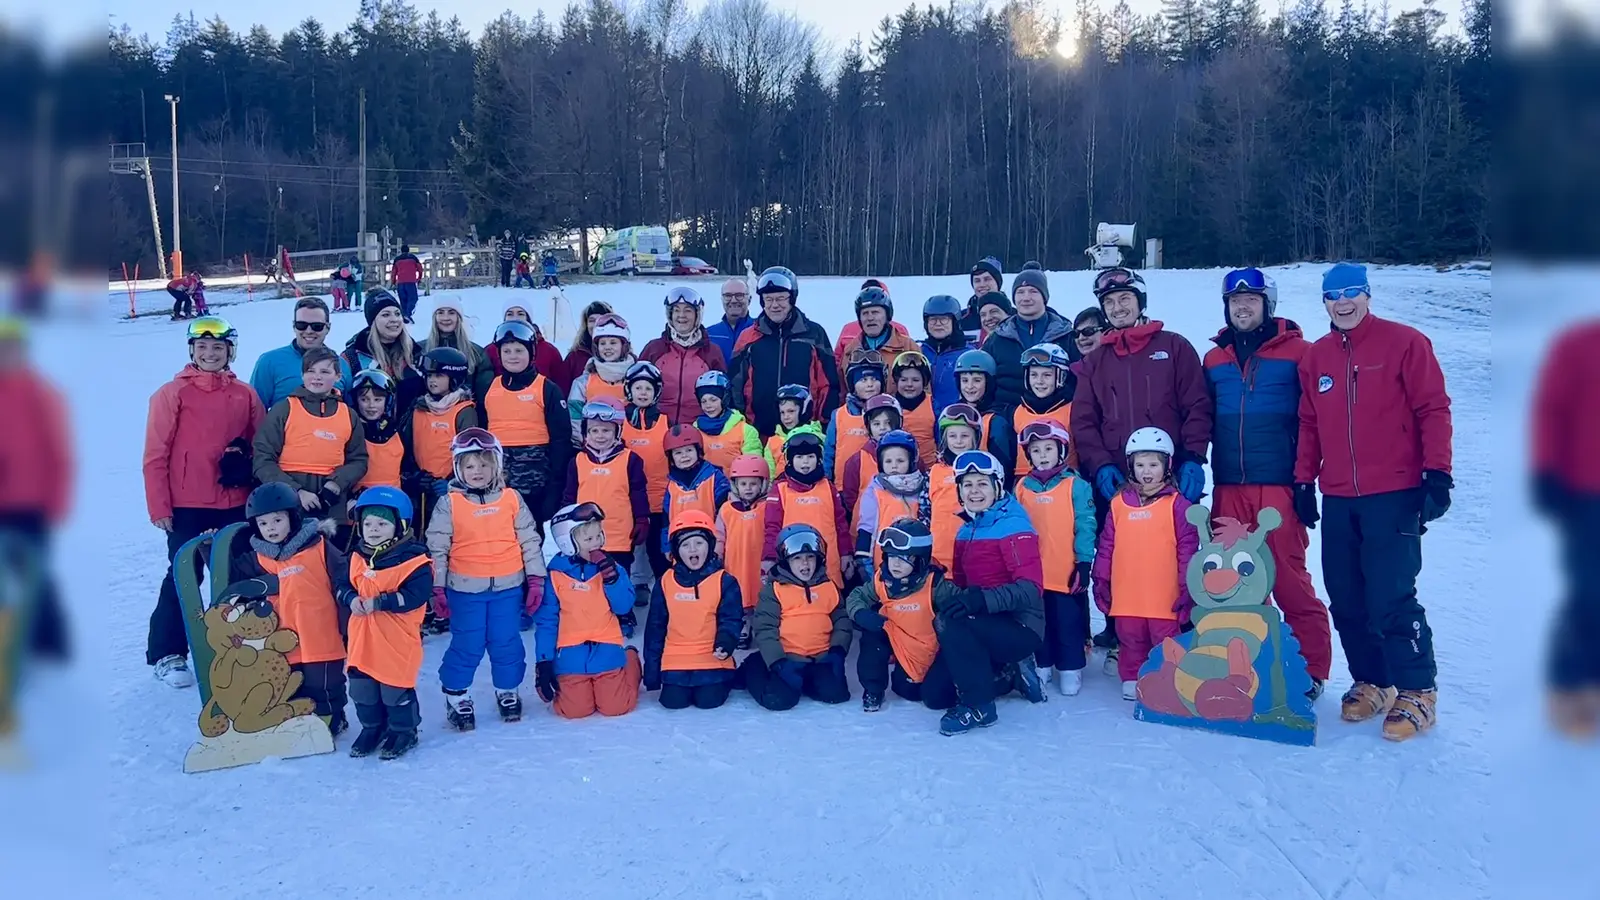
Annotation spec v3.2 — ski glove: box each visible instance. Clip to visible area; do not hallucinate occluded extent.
[223,575,279,601]
[1292,483,1320,530]
[1420,470,1453,525]
[944,587,986,619]
[523,575,545,615]
[827,647,847,678]
[588,549,621,585]
[1070,561,1093,594]
[535,660,560,702]
[771,658,804,690]
[1176,461,1207,503]
[712,633,737,659]
[852,608,887,632]
[217,438,254,488]
[1094,465,1126,501]
[430,587,451,620]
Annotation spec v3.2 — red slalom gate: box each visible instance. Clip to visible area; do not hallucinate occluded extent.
[122,262,139,318]
[244,253,253,299]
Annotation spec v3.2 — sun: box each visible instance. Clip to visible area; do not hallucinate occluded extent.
[1056,28,1077,59]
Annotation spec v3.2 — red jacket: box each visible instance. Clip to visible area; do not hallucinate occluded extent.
[1294,314,1452,498]
[762,474,852,564]
[391,254,423,284]
[0,367,71,523]
[487,339,570,394]
[1070,320,1212,477]
[639,330,727,427]
[1533,319,1600,494]
[143,365,265,521]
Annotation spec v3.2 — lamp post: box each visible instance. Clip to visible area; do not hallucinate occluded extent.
[164,93,182,277]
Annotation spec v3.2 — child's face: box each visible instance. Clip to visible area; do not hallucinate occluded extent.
[698,393,725,417]
[459,452,495,488]
[895,370,926,398]
[880,447,912,475]
[499,342,530,373]
[254,510,292,543]
[1027,440,1061,470]
[943,425,976,453]
[853,374,882,400]
[733,475,767,502]
[361,514,397,546]
[1131,452,1168,489]
[1027,366,1058,397]
[670,446,700,469]
[867,413,896,439]
[585,421,618,451]
[926,315,954,339]
[885,555,915,579]
[677,534,710,569]
[426,373,452,396]
[791,452,819,475]
[573,521,606,555]
[959,473,997,512]
[959,372,986,401]
[595,336,624,362]
[789,552,819,581]
[778,401,801,428]
[356,388,388,421]
[629,381,657,407]
[303,360,339,394]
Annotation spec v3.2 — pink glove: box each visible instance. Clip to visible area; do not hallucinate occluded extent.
[431,586,451,619]
[524,575,545,615]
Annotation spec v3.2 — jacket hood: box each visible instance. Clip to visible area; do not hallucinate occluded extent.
[1211,317,1303,350]
[1105,319,1167,356]
[1117,482,1180,506]
[992,307,1073,345]
[250,518,323,561]
[289,386,345,411]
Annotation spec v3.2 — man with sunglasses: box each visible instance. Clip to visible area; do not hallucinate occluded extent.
[1295,262,1452,741]
[248,297,353,410]
[707,277,755,365]
[1202,267,1332,698]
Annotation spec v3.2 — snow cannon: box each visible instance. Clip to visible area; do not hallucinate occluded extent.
[1086,223,1136,269]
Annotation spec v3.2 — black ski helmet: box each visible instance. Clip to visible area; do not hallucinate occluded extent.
[854,286,893,321]
[421,346,471,391]
[245,482,303,535]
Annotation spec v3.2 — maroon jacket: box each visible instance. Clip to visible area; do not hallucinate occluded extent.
[488,338,570,394]
[1070,320,1212,478]
[1294,314,1452,498]
[639,330,726,427]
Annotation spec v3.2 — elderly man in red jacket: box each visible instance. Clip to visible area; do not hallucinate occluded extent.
[1295,262,1452,742]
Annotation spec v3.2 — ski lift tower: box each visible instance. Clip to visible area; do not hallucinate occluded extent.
[1084,222,1136,271]
[110,142,168,279]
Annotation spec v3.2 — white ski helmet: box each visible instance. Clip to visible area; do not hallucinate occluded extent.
[590,314,631,345]
[1124,426,1175,459]
[550,502,605,557]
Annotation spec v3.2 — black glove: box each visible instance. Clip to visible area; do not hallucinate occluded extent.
[1292,483,1320,530]
[1533,472,1569,521]
[218,438,254,488]
[588,550,620,584]
[1071,561,1092,594]
[1420,470,1453,524]
[223,575,279,601]
[770,658,804,689]
[713,633,737,658]
[852,608,887,632]
[321,482,343,503]
[534,660,560,702]
[945,587,986,618]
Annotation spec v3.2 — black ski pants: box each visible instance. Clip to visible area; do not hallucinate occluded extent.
[922,612,1041,708]
[738,653,849,710]
[856,628,953,708]
[292,660,349,724]
[499,259,514,287]
[348,667,420,735]
[1550,496,1600,689]
[1035,589,1089,672]
[659,680,733,710]
[147,506,246,666]
[1322,489,1437,691]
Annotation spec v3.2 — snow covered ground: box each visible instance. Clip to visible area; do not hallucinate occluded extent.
[13,263,1522,898]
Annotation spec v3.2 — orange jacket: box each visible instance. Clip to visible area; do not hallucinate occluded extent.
[143,366,264,522]
[0,366,71,523]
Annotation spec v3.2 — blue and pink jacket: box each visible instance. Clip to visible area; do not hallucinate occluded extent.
[534,553,636,676]
[951,493,1045,639]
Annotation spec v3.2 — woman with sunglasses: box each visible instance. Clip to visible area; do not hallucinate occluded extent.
[1070,308,1107,360]
[248,297,353,410]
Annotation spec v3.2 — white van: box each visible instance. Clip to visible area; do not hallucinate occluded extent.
[592,226,673,275]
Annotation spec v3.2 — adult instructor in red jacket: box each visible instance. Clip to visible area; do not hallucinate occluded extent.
[142,317,265,689]
[1071,268,1212,503]
[639,287,726,426]
[1294,262,1452,742]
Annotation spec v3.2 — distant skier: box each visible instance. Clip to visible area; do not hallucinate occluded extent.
[514,253,535,289]
[497,230,516,287]
[540,251,561,289]
[166,272,201,320]
[390,243,423,322]
[329,262,357,313]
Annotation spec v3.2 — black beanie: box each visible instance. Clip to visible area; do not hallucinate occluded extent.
[970,256,1003,290]
[364,290,400,325]
[1011,269,1050,305]
[976,290,1014,317]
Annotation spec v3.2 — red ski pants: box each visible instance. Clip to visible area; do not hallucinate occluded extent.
[1212,484,1333,681]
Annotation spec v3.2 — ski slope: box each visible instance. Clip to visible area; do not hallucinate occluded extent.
[40,265,1506,898]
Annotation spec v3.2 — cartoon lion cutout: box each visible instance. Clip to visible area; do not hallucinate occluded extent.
[1133,506,1318,746]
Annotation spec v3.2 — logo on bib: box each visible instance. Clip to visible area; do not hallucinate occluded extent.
[278,565,305,577]
[591,467,612,476]
[891,602,923,613]
[796,496,820,505]
[673,592,697,602]
[1128,510,1152,521]
[473,507,500,516]
[314,429,337,441]
[1318,375,1334,394]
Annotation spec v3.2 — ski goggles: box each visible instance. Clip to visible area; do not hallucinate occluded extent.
[892,349,931,371]
[952,450,1004,480]
[493,320,537,344]
[756,269,796,293]
[876,524,933,554]
[350,369,393,393]
[554,501,606,528]
[846,348,885,368]
[1323,286,1369,302]
[937,403,982,430]
[187,316,236,342]
[1093,268,1139,292]
[1222,267,1270,297]
[778,528,824,558]
[1020,345,1068,369]
[581,400,626,424]
[1018,420,1071,446]
[664,287,704,309]
[626,360,662,384]
[592,312,629,330]
[450,427,502,456]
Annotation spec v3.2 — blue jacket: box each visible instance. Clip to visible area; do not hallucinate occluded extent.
[660,461,731,554]
[706,314,754,367]
[1202,319,1307,486]
[248,342,353,411]
[642,561,743,689]
[921,333,973,416]
[535,553,636,676]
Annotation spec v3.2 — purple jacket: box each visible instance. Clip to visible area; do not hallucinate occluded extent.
[1071,320,1212,479]
[1091,483,1199,623]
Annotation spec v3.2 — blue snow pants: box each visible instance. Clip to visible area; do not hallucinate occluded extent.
[439,586,526,691]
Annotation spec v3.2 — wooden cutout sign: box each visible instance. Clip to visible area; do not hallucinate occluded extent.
[1134,506,1318,747]
[175,523,333,773]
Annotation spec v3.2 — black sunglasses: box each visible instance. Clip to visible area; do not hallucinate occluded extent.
[1074,325,1102,339]
[294,320,328,332]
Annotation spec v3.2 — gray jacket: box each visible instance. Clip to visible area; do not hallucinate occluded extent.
[425,480,547,592]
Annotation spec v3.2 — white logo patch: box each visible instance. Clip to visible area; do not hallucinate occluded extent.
[1149,350,1169,361]
[1318,375,1334,394]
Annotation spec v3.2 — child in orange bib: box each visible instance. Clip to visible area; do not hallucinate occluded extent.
[226,482,354,734]
[763,431,855,588]
[717,454,770,650]
[1090,427,1199,701]
[253,345,368,516]
[1014,417,1096,697]
[889,350,938,470]
[642,512,743,710]
[343,487,433,760]
[846,519,961,712]
[561,397,651,636]
[738,523,853,710]
[533,503,642,719]
[840,394,902,524]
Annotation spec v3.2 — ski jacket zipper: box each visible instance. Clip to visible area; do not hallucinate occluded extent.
[1343,332,1361,496]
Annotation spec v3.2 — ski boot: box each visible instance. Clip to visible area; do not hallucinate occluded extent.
[1549,688,1600,739]
[1382,689,1437,742]
[427,615,452,637]
[1340,682,1397,723]
[1306,678,1325,702]
[1007,661,1047,703]
[1102,647,1119,677]
[323,712,349,739]
[1121,680,1138,701]
[497,690,523,723]
[634,584,651,608]
[1092,623,1119,650]
[152,654,194,689]
[1055,669,1083,697]
[444,690,476,731]
[939,701,998,736]
[348,727,385,758]
[861,691,884,713]
[379,731,418,760]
